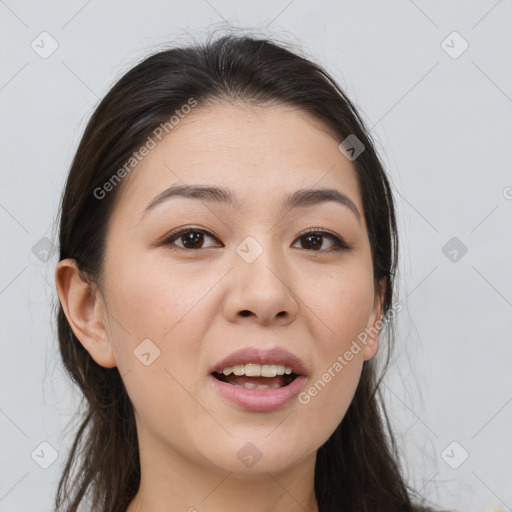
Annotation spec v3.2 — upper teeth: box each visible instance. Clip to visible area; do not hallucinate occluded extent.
[222,364,293,377]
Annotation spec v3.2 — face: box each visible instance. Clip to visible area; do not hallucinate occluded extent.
[89,102,382,476]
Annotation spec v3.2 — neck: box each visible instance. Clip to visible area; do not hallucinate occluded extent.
[126,431,318,512]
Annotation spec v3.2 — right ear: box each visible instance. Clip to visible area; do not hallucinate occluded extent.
[55,259,117,368]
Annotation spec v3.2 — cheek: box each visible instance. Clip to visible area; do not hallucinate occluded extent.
[120,356,216,472]
[309,258,376,348]
[104,249,221,342]
[102,249,219,403]
[298,353,363,443]
[297,260,374,424]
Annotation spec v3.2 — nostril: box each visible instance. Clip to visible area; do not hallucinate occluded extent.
[240,310,251,317]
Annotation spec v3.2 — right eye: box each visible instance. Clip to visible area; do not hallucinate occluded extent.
[161,227,222,250]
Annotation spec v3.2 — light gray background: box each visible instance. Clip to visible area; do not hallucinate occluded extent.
[1,1,511,510]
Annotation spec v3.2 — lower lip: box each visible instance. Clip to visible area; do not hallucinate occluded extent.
[209,375,307,412]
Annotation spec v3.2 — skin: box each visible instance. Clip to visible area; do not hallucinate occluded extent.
[56,101,384,512]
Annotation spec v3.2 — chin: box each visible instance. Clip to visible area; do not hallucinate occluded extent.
[198,437,312,476]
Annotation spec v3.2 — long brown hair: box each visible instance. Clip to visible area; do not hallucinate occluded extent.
[55,32,427,511]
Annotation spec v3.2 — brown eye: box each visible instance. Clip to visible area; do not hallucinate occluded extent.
[161,227,350,252]
[162,228,220,250]
[294,230,350,252]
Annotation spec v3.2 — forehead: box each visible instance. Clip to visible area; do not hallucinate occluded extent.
[112,102,363,219]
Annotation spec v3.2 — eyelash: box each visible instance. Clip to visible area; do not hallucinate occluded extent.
[160,226,351,252]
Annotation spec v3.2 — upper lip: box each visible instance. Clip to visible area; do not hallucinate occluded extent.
[211,347,308,376]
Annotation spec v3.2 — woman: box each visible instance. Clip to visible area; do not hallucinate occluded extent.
[54,33,436,511]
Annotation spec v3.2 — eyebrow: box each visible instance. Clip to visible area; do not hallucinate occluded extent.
[140,184,361,223]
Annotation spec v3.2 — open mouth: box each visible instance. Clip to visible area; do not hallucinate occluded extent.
[212,373,299,389]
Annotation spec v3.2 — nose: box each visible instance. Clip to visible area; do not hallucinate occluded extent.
[223,240,299,326]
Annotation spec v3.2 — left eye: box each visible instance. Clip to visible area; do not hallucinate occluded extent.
[161,227,350,252]
[293,230,350,251]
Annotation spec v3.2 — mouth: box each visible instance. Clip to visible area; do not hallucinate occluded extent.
[209,347,308,412]
[212,364,300,390]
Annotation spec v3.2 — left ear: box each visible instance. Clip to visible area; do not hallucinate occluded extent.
[362,279,386,362]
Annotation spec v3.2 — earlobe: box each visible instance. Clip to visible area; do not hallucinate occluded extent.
[362,282,385,362]
[55,259,117,368]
